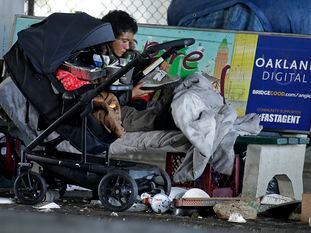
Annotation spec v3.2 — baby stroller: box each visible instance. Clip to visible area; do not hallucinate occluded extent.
[2,12,194,211]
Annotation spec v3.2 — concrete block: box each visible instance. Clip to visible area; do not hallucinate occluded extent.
[242,144,306,200]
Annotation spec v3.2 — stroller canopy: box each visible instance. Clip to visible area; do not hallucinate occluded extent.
[17,12,115,74]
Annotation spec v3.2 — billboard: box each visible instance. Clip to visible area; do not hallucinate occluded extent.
[246,35,311,132]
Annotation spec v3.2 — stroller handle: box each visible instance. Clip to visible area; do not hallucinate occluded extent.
[141,38,195,57]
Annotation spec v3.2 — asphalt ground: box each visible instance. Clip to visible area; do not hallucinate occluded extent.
[0,192,310,233]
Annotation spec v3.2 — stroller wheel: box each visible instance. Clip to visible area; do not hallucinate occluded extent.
[98,170,138,212]
[152,168,172,195]
[14,171,47,205]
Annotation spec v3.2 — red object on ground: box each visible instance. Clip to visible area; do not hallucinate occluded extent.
[165,152,240,197]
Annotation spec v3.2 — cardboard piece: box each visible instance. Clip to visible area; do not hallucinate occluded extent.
[301,193,311,223]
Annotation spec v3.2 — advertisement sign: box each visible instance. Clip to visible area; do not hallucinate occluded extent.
[246,35,311,132]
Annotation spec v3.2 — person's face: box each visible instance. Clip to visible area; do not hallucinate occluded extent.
[110,31,135,57]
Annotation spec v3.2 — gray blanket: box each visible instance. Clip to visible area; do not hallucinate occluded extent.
[171,74,262,182]
[109,130,190,155]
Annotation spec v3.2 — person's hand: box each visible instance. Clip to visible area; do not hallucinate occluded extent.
[132,82,154,98]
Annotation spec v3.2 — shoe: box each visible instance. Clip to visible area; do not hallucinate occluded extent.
[140,68,180,90]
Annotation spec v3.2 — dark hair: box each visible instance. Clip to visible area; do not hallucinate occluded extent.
[101,10,138,38]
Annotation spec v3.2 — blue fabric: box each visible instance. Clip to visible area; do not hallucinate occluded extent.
[167,0,311,34]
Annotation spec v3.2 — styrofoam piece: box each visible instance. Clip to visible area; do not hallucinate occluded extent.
[34,202,60,209]
[66,184,91,191]
[182,188,210,198]
[228,212,247,223]
[261,194,294,205]
[0,197,14,204]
